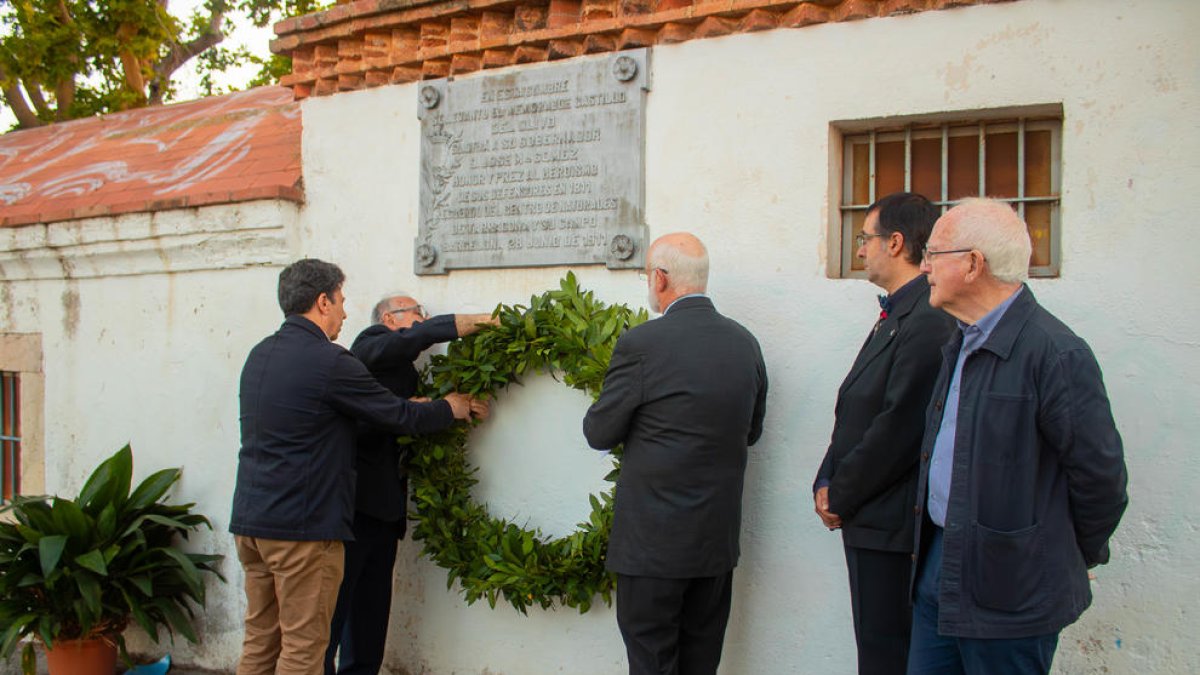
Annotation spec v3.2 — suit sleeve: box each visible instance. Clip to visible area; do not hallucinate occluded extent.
[353,314,458,369]
[828,310,952,518]
[747,346,768,446]
[582,335,643,450]
[1041,346,1129,567]
[326,350,456,435]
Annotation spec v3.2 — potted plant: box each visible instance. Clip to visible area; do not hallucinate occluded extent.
[0,445,224,675]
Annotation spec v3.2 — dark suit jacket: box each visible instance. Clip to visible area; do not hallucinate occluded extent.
[350,315,459,523]
[230,315,455,542]
[815,276,955,552]
[583,296,768,578]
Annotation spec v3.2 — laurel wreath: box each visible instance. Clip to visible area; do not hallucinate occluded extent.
[407,273,648,613]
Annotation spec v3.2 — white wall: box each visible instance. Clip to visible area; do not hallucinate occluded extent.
[0,201,299,666]
[298,1,1199,672]
[3,0,1196,672]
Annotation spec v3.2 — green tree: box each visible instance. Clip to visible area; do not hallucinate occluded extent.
[0,0,322,130]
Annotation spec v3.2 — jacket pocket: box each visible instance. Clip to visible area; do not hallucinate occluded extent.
[971,521,1043,613]
[979,392,1035,466]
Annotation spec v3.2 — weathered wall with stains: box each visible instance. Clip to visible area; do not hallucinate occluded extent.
[0,201,299,667]
[2,0,1196,672]
[295,0,1198,672]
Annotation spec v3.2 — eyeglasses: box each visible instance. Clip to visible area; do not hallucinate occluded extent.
[637,267,669,281]
[854,231,888,248]
[388,304,427,319]
[921,247,975,264]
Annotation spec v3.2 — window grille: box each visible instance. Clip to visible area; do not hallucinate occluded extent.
[840,116,1062,277]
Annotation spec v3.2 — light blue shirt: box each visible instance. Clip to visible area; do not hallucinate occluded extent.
[927,287,1024,527]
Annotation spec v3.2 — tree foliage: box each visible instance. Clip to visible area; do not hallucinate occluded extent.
[0,0,324,130]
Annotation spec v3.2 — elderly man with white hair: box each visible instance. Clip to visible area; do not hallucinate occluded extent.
[584,232,768,675]
[908,199,1129,674]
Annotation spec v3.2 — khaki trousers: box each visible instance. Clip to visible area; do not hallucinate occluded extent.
[235,536,345,675]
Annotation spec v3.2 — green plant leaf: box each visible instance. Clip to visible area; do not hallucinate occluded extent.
[38,535,68,578]
[126,469,181,511]
[78,444,133,514]
[128,574,154,596]
[75,570,102,615]
[0,613,36,658]
[74,549,108,576]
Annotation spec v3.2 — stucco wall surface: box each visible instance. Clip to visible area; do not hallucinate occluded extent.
[2,0,1196,673]
[0,201,300,667]
[296,0,1198,672]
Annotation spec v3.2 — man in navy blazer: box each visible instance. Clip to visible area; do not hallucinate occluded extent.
[813,193,955,674]
[231,259,479,675]
[909,199,1127,674]
[325,294,494,675]
[584,233,768,675]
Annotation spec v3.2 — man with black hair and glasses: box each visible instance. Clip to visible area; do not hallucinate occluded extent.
[231,261,484,675]
[814,192,955,674]
[324,293,496,675]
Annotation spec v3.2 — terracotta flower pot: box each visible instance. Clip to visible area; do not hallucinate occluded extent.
[44,637,118,675]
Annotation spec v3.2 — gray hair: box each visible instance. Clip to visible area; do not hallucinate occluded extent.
[945,198,1032,283]
[370,292,412,324]
[648,235,709,293]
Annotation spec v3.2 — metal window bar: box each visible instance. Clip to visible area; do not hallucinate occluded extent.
[1,372,19,503]
[841,117,1062,276]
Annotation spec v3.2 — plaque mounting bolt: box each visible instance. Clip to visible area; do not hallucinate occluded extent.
[417,244,439,267]
[612,56,638,83]
[420,86,441,109]
[610,235,635,261]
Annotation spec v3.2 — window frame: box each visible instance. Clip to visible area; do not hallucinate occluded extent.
[831,104,1064,279]
[0,334,43,505]
[1,371,19,503]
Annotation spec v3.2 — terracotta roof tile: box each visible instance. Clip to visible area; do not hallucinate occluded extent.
[0,87,303,228]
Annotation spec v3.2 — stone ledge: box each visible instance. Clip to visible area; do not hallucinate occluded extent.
[271,0,1016,99]
[0,201,298,281]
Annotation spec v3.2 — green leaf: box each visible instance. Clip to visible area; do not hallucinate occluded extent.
[126,469,180,511]
[78,444,133,514]
[38,535,68,578]
[0,613,36,659]
[75,570,102,615]
[129,574,154,596]
[74,549,109,576]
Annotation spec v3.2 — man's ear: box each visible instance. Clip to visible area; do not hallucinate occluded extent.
[888,232,906,258]
[316,292,332,314]
[963,251,985,281]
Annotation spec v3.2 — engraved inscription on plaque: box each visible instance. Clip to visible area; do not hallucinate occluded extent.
[416,49,649,274]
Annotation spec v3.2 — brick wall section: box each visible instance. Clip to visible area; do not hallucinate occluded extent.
[272,0,1015,99]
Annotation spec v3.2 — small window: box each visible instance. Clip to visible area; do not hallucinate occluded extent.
[837,112,1062,278]
[1,371,19,503]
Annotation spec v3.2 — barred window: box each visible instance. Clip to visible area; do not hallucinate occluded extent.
[1,371,19,503]
[837,110,1062,278]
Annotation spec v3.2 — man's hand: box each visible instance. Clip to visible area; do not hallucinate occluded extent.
[409,396,432,403]
[814,486,842,530]
[469,398,490,421]
[456,313,501,337]
[443,393,474,420]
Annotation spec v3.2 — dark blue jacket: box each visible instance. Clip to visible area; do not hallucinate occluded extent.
[913,287,1128,638]
[350,315,459,523]
[230,315,455,541]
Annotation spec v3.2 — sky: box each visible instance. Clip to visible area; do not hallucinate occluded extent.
[0,0,276,131]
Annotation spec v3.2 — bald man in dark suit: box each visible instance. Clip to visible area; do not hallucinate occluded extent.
[584,232,768,675]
